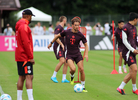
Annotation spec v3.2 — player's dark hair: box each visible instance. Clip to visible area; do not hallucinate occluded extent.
[71,18,80,25]
[118,20,124,23]
[129,12,138,21]
[59,16,66,22]
[49,24,52,27]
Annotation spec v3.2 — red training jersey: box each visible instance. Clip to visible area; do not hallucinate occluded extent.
[15,18,33,61]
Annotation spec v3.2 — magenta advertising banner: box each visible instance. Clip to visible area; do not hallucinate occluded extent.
[0,36,16,51]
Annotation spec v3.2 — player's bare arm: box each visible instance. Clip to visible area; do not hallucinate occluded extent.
[111,34,115,41]
[84,42,89,62]
[54,34,64,51]
[47,33,64,50]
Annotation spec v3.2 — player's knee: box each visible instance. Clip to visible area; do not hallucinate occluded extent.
[72,67,76,73]
[133,68,137,73]
[60,59,65,64]
[79,68,84,73]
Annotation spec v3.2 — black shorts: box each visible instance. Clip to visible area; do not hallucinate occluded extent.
[66,54,83,64]
[17,61,33,75]
[53,45,65,59]
[122,52,136,66]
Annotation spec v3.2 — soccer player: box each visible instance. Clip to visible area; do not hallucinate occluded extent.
[111,20,127,74]
[117,12,138,95]
[48,18,89,92]
[15,9,35,100]
[51,16,69,83]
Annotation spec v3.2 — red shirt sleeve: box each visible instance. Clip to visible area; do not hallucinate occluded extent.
[19,24,33,59]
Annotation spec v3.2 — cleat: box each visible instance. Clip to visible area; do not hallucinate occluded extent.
[123,68,127,73]
[119,70,123,74]
[82,88,88,92]
[70,78,74,85]
[132,89,138,95]
[61,79,70,83]
[117,87,125,95]
[51,77,58,83]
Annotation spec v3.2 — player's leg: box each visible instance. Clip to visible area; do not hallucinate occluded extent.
[123,61,127,73]
[77,60,87,92]
[17,75,25,100]
[129,64,138,94]
[26,75,34,100]
[117,67,131,95]
[61,61,69,83]
[51,57,65,83]
[67,59,76,85]
[17,62,25,100]
[118,52,123,74]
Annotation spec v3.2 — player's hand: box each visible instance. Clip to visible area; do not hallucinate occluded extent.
[133,49,138,54]
[111,37,115,41]
[48,43,52,49]
[30,59,35,65]
[84,55,88,62]
[61,44,64,51]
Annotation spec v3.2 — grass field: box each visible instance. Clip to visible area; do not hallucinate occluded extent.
[0,51,138,100]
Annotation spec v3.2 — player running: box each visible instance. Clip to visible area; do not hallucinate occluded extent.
[51,16,69,83]
[117,12,138,95]
[15,9,35,100]
[48,17,89,92]
[111,20,127,74]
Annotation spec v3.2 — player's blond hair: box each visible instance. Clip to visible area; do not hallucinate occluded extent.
[59,16,67,22]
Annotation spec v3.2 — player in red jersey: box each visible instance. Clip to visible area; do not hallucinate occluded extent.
[48,17,89,92]
[112,20,127,74]
[117,12,138,95]
[51,16,69,83]
[15,9,35,100]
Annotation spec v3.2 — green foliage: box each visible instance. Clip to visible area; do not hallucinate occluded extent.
[19,0,138,16]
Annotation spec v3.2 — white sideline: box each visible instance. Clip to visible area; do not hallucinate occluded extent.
[0,85,4,95]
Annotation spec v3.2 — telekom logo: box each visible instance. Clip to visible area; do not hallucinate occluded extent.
[4,37,15,50]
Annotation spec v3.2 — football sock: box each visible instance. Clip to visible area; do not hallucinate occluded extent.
[27,89,34,100]
[17,90,23,100]
[52,71,57,77]
[119,66,122,71]
[71,74,74,81]
[62,74,66,81]
[132,84,137,91]
[81,81,85,88]
[119,81,126,89]
[123,65,126,68]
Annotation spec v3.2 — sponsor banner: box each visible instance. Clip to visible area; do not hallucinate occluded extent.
[33,35,54,51]
[0,35,89,52]
[0,36,16,51]
[90,36,115,50]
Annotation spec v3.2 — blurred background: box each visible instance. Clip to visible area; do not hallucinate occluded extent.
[0,0,137,36]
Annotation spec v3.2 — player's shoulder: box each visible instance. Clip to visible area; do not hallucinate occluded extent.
[55,25,63,31]
[122,23,129,31]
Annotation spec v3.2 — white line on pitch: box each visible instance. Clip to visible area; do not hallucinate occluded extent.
[0,85,4,95]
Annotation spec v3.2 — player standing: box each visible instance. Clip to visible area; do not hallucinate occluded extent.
[112,20,127,74]
[48,17,89,92]
[117,12,138,95]
[51,16,69,83]
[15,9,35,100]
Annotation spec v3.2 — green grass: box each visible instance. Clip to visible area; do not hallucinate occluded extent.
[0,51,138,100]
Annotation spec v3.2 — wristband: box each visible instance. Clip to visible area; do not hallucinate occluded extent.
[51,42,53,44]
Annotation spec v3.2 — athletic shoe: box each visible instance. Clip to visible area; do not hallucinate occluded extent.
[82,88,88,92]
[119,70,123,74]
[70,78,74,85]
[116,87,125,95]
[61,79,70,83]
[51,77,58,83]
[132,89,138,95]
[123,68,127,73]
